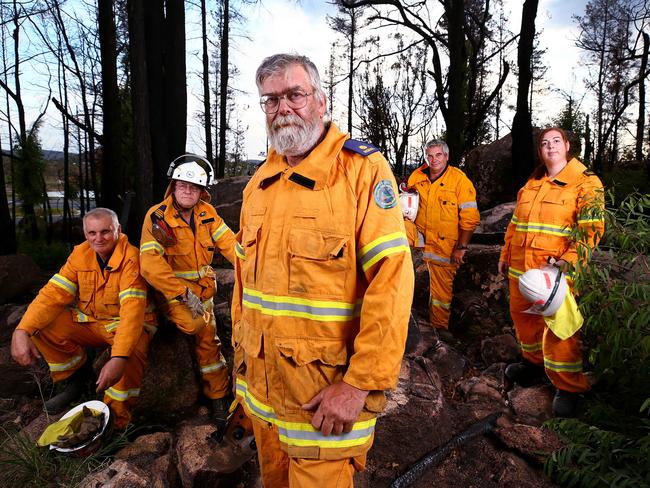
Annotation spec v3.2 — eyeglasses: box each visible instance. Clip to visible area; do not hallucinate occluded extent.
[175,181,202,193]
[259,90,313,114]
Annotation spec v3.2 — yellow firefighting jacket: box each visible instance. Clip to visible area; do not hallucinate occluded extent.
[231,123,414,459]
[17,234,152,358]
[500,158,605,279]
[407,164,480,262]
[140,188,237,302]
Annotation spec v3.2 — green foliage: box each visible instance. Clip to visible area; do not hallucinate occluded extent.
[12,122,46,208]
[18,235,70,272]
[0,425,136,487]
[545,192,650,487]
[603,168,650,204]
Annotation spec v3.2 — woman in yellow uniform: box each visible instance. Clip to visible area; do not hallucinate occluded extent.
[498,127,604,416]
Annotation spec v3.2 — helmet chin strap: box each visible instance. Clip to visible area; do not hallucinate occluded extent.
[539,268,563,312]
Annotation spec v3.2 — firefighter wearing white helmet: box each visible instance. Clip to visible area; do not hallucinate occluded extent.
[140,154,237,438]
[518,266,568,316]
[168,154,216,188]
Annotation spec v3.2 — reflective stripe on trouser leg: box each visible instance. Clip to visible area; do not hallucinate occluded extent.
[427,261,456,329]
[509,277,544,366]
[542,327,589,393]
[195,307,230,399]
[30,310,103,382]
[103,330,151,429]
[510,276,589,392]
[250,414,363,488]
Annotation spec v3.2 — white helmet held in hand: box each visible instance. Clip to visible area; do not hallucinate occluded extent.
[167,154,215,188]
[399,190,419,222]
[518,266,567,316]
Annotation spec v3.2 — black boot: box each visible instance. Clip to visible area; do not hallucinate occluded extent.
[211,396,233,443]
[44,361,93,415]
[505,361,544,386]
[552,389,580,417]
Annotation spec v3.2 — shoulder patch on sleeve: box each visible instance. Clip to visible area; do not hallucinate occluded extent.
[373,179,398,209]
[583,169,596,176]
[343,139,380,156]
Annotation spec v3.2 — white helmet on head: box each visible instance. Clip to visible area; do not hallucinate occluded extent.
[167,154,215,188]
[518,266,568,316]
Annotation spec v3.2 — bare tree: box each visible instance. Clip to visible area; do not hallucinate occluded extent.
[510,0,538,191]
[342,0,512,162]
[357,41,436,176]
[328,1,365,135]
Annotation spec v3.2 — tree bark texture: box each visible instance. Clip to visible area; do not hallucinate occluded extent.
[128,0,154,237]
[218,0,230,178]
[98,0,124,213]
[511,0,538,192]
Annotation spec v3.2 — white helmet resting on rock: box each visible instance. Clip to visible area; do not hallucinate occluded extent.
[518,266,568,316]
[167,154,215,188]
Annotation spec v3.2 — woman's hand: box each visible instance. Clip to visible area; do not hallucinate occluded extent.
[497,261,509,277]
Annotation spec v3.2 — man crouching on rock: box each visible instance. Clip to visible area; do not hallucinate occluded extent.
[11,208,155,429]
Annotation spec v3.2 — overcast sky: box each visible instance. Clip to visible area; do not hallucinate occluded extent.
[23,0,590,161]
[186,0,591,161]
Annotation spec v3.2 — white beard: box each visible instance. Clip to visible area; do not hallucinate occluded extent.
[267,113,323,157]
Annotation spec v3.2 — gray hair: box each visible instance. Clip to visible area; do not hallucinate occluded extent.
[83,207,120,231]
[424,139,449,156]
[256,53,330,122]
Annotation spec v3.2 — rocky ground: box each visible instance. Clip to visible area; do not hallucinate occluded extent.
[0,199,566,487]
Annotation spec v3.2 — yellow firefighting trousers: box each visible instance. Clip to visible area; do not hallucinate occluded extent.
[509,278,589,393]
[427,261,457,330]
[161,299,230,399]
[31,309,150,429]
[250,414,366,488]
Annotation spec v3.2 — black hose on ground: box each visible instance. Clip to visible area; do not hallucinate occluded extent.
[389,411,502,488]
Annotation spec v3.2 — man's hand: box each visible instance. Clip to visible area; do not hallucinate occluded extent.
[497,261,509,276]
[451,248,467,265]
[96,357,127,393]
[11,330,41,366]
[302,381,369,436]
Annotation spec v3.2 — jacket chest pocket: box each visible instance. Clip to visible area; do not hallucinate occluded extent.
[102,284,120,317]
[165,239,194,270]
[77,272,96,305]
[241,207,266,287]
[288,228,348,299]
[541,189,574,226]
[438,191,458,222]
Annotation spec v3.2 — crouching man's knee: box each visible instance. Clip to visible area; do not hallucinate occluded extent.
[167,304,210,335]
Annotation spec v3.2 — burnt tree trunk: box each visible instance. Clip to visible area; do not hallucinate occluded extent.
[164,0,187,165]
[511,0,538,192]
[128,0,154,237]
[217,0,230,178]
[98,0,124,212]
[636,32,648,162]
[445,0,467,164]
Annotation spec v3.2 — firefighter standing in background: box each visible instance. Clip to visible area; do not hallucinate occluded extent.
[231,53,414,487]
[405,140,480,334]
[139,155,237,435]
[498,127,604,417]
[11,208,153,429]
